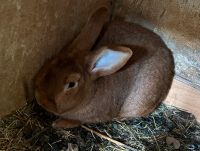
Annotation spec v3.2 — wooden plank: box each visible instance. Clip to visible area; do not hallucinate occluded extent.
[165,79,200,122]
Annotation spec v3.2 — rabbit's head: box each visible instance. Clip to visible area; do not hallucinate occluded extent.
[34,6,132,115]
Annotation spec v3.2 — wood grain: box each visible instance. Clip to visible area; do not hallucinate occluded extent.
[165,79,200,122]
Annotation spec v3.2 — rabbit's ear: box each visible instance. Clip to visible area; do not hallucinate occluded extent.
[68,6,110,55]
[89,46,132,79]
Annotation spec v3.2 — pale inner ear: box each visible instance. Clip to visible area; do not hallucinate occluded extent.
[91,46,132,78]
[93,49,128,70]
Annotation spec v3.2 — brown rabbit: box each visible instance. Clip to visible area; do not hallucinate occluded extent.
[34,4,174,128]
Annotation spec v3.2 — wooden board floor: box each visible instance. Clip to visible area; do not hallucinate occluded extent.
[165,79,200,122]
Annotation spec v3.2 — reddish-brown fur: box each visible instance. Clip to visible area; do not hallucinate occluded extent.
[34,3,174,128]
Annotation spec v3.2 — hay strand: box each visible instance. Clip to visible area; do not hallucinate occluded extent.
[81,125,137,151]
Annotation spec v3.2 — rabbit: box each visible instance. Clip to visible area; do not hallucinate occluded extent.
[34,4,174,129]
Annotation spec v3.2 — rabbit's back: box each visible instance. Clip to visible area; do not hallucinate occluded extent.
[96,20,174,118]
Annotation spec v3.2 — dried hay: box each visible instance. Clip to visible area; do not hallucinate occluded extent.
[0,100,200,151]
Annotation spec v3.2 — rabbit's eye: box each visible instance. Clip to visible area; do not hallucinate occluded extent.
[64,81,78,90]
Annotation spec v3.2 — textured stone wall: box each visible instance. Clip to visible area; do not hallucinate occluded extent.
[113,0,200,89]
[0,0,110,116]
